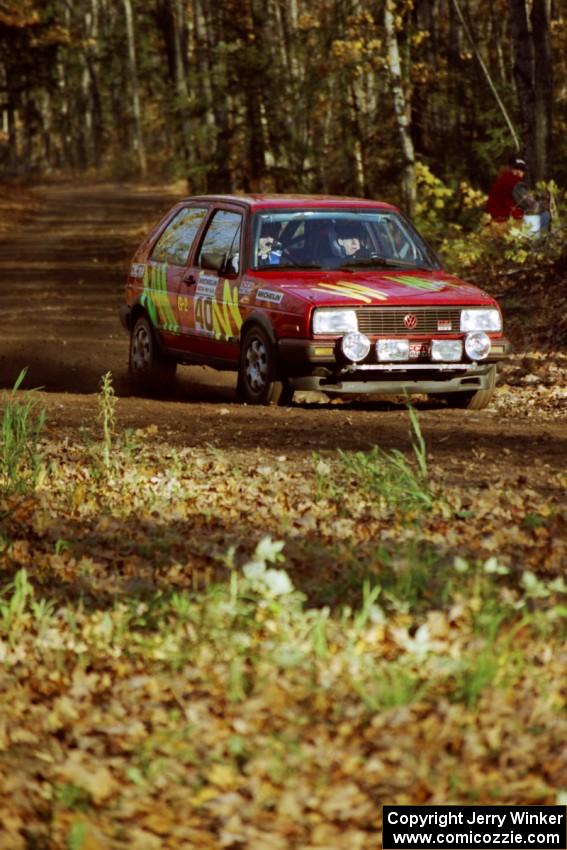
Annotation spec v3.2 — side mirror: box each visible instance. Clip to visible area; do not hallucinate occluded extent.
[200,251,225,272]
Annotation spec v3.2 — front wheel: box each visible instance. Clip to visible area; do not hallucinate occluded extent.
[237,325,293,405]
[441,365,497,410]
[129,315,176,392]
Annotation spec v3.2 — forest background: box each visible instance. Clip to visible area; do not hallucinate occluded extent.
[0,0,565,226]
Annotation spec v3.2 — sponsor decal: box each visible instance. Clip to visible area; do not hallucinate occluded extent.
[239,278,255,295]
[256,288,284,304]
[130,263,146,279]
[140,263,179,333]
[409,342,429,359]
[195,278,243,340]
[195,280,218,299]
[438,318,453,331]
[383,274,458,292]
[315,281,387,303]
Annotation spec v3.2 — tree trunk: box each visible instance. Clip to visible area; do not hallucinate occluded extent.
[87,0,104,168]
[199,0,232,192]
[122,0,147,177]
[349,82,366,196]
[384,0,416,215]
[172,0,191,168]
[508,0,552,180]
[530,0,552,180]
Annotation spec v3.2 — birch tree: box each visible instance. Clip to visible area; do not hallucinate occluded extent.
[384,0,416,214]
[122,0,147,177]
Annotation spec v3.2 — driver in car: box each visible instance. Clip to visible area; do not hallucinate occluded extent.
[335,222,372,259]
[257,222,282,265]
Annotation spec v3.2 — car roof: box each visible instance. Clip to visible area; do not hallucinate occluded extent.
[184,194,399,212]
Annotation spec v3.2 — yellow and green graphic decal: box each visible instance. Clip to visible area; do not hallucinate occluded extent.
[382,275,458,292]
[315,280,387,303]
[140,263,179,333]
[195,278,243,341]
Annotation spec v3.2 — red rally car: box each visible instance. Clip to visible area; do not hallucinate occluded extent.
[120,195,511,409]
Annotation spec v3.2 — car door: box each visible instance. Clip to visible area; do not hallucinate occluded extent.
[144,204,209,350]
[180,206,245,361]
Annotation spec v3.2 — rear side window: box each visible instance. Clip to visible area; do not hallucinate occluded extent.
[151,206,208,265]
[197,210,242,274]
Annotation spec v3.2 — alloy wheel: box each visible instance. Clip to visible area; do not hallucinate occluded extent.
[245,337,268,393]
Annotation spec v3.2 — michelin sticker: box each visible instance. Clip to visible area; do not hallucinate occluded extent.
[199,273,218,283]
[256,289,284,304]
[130,263,146,279]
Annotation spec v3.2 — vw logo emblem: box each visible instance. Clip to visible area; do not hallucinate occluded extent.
[404,313,418,329]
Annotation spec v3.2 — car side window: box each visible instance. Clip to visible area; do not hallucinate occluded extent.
[197,210,242,274]
[151,206,208,265]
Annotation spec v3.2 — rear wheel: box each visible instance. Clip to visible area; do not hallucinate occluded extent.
[441,364,497,410]
[237,325,293,405]
[129,315,176,392]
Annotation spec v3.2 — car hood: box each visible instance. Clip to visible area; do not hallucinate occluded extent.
[249,267,492,306]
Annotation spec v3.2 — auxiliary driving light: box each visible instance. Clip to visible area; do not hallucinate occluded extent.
[431,339,463,362]
[465,332,491,361]
[377,339,410,362]
[341,332,371,362]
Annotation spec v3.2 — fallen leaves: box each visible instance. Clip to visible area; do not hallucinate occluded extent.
[0,346,566,848]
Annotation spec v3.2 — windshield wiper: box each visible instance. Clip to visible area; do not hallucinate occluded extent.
[267,261,323,270]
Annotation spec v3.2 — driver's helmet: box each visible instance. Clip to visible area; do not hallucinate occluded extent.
[334,221,366,255]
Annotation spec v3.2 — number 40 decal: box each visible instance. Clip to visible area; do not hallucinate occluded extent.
[194,297,214,333]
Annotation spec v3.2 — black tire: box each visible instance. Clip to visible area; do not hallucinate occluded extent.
[237,325,293,406]
[129,315,177,392]
[441,364,497,411]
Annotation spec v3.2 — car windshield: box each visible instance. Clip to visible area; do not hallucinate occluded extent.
[250,209,440,271]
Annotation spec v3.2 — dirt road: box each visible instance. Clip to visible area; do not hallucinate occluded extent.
[0,182,565,479]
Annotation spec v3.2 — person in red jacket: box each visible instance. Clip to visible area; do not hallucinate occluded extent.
[487,154,550,232]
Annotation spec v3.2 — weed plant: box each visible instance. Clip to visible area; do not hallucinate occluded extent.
[98,371,117,472]
[341,408,431,512]
[0,369,45,495]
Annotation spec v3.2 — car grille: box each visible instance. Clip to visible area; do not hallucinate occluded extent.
[356,307,463,335]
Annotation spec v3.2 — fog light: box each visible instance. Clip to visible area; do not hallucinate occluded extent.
[341,332,371,362]
[377,339,410,362]
[465,332,491,361]
[431,339,463,362]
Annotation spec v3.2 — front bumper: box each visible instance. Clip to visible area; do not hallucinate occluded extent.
[289,363,495,394]
[278,337,508,395]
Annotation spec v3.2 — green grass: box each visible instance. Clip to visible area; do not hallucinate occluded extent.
[0,369,45,494]
[316,405,434,517]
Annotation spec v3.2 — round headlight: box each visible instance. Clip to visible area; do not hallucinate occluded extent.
[465,332,491,361]
[341,332,371,363]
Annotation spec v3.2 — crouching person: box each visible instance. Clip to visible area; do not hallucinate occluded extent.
[487,154,551,235]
